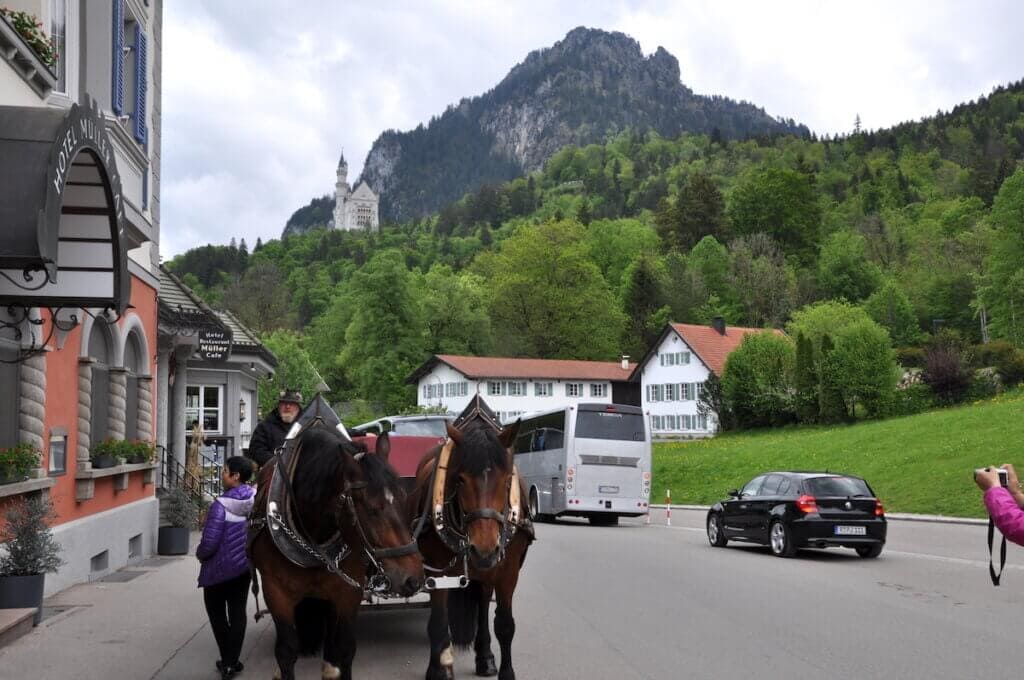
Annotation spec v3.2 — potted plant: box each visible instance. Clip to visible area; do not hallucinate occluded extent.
[90,439,120,469]
[0,443,40,485]
[0,8,58,69]
[158,486,200,555]
[125,440,156,465]
[0,495,64,625]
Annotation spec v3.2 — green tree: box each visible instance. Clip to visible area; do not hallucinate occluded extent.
[583,218,661,290]
[620,254,672,359]
[721,331,795,428]
[258,330,323,416]
[793,332,819,422]
[817,334,847,423]
[863,279,923,346]
[655,172,727,251]
[726,166,822,258]
[483,220,626,359]
[817,230,882,302]
[825,319,898,418]
[786,300,875,350]
[984,167,1024,345]
[420,265,494,355]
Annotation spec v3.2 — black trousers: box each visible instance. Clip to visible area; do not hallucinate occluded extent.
[203,571,251,666]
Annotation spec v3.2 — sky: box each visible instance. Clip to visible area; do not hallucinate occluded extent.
[160,0,1024,258]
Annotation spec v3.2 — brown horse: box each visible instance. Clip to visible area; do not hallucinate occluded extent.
[251,424,423,680]
[408,398,534,680]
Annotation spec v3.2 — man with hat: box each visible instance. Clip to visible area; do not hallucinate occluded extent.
[246,389,302,468]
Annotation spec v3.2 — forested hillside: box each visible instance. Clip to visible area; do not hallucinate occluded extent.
[169,79,1024,416]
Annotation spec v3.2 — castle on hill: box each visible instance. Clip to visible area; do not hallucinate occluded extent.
[332,151,379,231]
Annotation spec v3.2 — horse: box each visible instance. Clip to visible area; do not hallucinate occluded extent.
[407,397,534,680]
[250,422,424,680]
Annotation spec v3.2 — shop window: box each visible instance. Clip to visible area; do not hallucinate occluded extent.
[88,321,113,445]
[0,344,18,448]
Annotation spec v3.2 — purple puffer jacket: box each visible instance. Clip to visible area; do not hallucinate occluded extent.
[197,484,256,588]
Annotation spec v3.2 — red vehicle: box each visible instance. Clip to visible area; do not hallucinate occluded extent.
[350,415,453,489]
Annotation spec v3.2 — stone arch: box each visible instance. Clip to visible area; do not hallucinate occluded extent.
[117,313,151,376]
[78,312,121,362]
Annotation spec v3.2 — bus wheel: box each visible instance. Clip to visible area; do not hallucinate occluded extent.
[529,488,546,522]
[588,514,619,526]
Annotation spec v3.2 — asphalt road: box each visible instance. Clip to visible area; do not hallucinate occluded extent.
[212,509,1024,679]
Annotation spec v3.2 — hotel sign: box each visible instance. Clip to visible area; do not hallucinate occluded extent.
[198,329,232,361]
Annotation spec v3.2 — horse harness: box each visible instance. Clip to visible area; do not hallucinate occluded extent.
[247,417,419,593]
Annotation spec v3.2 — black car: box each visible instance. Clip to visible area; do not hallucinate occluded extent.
[706,472,887,558]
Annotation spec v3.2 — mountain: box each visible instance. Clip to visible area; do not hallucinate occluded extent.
[357,26,808,224]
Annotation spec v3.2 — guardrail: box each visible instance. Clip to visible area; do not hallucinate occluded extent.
[158,445,222,505]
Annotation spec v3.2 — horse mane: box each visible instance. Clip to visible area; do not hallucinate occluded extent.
[453,421,510,475]
[292,424,400,505]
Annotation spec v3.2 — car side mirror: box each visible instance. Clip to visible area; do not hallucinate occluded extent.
[728,489,740,498]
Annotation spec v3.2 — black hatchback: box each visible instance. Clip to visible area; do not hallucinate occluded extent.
[706,472,887,558]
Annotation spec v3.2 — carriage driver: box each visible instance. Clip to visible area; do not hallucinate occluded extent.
[246,389,302,468]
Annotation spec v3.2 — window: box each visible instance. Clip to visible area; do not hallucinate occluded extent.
[698,414,708,430]
[50,0,67,93]
[445,382,468,398]
[498,411,523,424]
[0,344,17,448]
[761,475,785,496]
[534,382,553,397]
[88,321,113,445]
[507,381,527,397]
[659,351,692,367]
[423,383,443,400]
[488,381,504,396]
[576,410,646,441]
[565,383,582,397]
[590,383,607,398]
[186,385,222,434]
[112,1,148,145]
[741,476,766,497]
[48,431,67,476]
[681,383,696,401]
[665,383,678,401]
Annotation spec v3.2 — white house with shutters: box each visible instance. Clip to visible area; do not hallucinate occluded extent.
[406,355,638,424]
[632,319,784,439]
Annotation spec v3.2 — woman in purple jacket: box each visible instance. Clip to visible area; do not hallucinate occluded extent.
[977,463,1024,544]
[197,456,256,679]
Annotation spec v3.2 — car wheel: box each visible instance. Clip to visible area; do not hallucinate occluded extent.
[856,544,883,558]
[707,513,728,547]
[769,520,797,557]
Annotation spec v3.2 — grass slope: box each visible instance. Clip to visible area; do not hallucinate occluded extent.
[651,390,1024,518]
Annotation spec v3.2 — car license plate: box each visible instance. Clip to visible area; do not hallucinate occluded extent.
[834,525,866,536]
[599,485,619,494]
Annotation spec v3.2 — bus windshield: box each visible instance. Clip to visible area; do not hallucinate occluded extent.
[574,411,646,441]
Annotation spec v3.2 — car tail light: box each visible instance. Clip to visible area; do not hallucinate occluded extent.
[875,500,884,517]
[796,495,818,514]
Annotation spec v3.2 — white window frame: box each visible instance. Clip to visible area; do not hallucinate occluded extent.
[590,383,607,398]
[46,0,80,107]
[185,385,223,434]
[566,383,582,397]
[488,381,504,396]
[507,381,527,397]
[535,382,552,397]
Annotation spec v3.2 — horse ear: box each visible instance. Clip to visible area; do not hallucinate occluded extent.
[499,419,520,449]
[445,422,464,446]
[374,431,391,463]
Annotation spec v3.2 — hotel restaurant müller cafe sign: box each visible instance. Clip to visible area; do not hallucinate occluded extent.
[0,96,130,354]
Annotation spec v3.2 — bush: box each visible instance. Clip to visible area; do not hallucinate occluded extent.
[162,487,201,529]
[967,368,1002,401]
[922,339,973,404]
[0,443,41,481]
[893,383,935,416]
[974,341,1024,387]
[896,347,926,369]
[0,495,64,576]
[722,332,795,428]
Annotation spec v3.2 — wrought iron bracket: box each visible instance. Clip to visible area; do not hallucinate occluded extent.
[0,303,126,364]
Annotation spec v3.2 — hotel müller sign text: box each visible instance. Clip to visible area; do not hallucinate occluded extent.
[198,329,231,361]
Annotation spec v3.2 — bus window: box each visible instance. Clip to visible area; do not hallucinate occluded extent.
[574,411,646,441]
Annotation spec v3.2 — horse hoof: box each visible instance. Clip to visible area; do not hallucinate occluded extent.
[322,661,341,679]
[497,670,515,680]
[425,668,452,680]
[475,655,498,676]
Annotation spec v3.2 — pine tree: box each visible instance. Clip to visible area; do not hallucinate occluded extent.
[794,332,818,422]
[817,333,848,422]
[254,237,263,252]
[854,114,862,134]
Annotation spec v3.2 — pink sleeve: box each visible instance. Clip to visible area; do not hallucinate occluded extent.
[984,487,1024,546]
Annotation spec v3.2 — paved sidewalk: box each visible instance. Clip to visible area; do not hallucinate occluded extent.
[0,534,294,680]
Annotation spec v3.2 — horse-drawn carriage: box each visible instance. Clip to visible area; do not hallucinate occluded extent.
[247,393,533,680]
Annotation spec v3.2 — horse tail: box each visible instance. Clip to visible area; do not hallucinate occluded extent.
[294,598,331,655]
[447,579,481,648]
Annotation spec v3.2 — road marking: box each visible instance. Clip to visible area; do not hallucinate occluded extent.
[639,522,1024,569]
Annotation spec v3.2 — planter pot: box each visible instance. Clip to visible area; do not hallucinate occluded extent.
[0,573,45,625]
[158,526,191,556]
[126,455,150,465]
[0,470,27,485]
[91,455,117,469]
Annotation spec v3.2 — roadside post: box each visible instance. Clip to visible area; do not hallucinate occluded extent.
[666,489,671,526]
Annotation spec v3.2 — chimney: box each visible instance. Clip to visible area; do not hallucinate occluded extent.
[621,355,630,371]
[712,317,726,335]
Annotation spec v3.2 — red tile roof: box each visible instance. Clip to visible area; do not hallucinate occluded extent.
[670,323,786,375]
[410,355,636,383]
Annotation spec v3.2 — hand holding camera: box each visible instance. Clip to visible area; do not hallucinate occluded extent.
[975,466,1009,490]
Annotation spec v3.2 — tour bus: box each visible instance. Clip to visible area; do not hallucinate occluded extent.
[513,403,651,525]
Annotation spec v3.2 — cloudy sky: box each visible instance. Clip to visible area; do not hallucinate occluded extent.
[161,0,1024,257]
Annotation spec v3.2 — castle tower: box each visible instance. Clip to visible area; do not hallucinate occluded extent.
[333,151,350,229]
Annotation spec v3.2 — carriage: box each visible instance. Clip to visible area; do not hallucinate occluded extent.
[247,393,533,680]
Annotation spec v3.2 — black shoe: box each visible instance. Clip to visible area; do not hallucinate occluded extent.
[221,661,244,678]
[216,660,225,673]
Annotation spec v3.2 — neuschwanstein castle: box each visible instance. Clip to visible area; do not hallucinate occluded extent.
[332,151,380,231]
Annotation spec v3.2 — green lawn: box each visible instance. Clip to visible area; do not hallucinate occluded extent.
[651,389,1024,518]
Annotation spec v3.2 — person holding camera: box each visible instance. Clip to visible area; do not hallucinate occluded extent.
[976,464,1024,545]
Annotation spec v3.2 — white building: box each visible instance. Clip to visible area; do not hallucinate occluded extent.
[407,355,638,423]
[332,151,379,231]
[632,319,783,439]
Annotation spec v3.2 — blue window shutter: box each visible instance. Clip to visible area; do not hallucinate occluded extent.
[133,24,148,144]
[111,0,124,115]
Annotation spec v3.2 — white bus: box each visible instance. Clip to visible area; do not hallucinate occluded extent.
[514,403,651,525]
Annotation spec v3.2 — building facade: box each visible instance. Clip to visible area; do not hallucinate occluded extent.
[332,151,379,231]
[0,0,163,594]
[633,319,783,439]
[407,355,638,423]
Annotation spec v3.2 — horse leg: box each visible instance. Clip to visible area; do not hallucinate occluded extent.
[326,610,356,680]
[321,615,342,680]
[272,618,301,680]
[474,583,497,677]
[425,589,454,680]
[493,579,518,680]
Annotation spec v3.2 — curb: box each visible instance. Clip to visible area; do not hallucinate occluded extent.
[647,504,987,526]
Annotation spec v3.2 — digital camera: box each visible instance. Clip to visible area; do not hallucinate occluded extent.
[975,466,1009,487]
